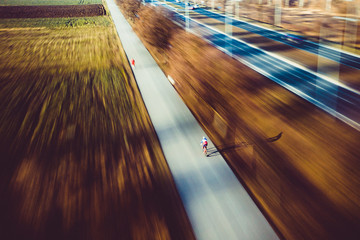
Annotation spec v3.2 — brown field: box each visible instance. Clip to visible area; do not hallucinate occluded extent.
[234,4,360,51]
[205,0,360,53]
[128,4,360,240]
[0,4,106,18]
[0,6,194,240]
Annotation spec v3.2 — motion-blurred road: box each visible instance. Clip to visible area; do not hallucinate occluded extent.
[168,0,360,69]
[106,0,280,239]
[153,1,360,131]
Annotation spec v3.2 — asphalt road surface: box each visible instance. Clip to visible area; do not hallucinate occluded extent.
[167,0,360,70]
[105,0,280,239]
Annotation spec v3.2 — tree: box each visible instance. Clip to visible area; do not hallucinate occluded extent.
[137,7,174,50]
[119,0,142,22]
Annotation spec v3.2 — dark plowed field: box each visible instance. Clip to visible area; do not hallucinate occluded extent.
[0,4,106,18]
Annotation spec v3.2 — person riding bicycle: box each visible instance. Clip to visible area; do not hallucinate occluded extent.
[200,136,208,149]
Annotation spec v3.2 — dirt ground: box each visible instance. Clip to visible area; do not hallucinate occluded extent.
[168,33,360,240]
[130,5,360,240]
[0,4,106,18]
[0,7,195,240]
[211,1,360,53]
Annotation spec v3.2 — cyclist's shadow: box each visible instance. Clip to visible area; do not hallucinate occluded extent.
[206,132,282,157]
[206,142,250,157]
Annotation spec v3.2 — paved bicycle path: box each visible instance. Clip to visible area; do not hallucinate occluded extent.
[105,0,279,239]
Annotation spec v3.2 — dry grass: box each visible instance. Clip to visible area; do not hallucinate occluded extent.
[219,1,360,52]
[0,15,194,240]
[131,6,360,240]
[0,0,102,5]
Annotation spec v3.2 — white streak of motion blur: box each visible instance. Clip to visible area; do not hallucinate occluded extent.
[168,75,175,85]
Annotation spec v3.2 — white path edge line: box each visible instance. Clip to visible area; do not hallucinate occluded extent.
[163,2,360,95]
[185,2,360,59]
[214,42,360,131]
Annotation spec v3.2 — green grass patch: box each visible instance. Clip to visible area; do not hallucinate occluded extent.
[0,0,102,5]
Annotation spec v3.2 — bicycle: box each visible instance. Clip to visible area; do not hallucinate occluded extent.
[202,144,208,157]
[201,136,208,157]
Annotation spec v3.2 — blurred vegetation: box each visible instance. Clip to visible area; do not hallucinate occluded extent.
[212,0,360,12]
[0,0,102,5]
[127,4,360,240]
[0,12,194,240]
[200,0,360,53]
[117,0,141,22]
[0,16,110,29]
[136,6,174,50]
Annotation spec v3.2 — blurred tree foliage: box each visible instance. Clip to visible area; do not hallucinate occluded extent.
[118,0,141,21]
[136,7,174,50]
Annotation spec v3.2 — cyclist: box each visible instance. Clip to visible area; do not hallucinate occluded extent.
[200,136,208,156]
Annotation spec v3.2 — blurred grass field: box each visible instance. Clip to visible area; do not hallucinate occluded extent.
[0,12,194,240]
[0,16,110,28]
[0,0,102,5]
